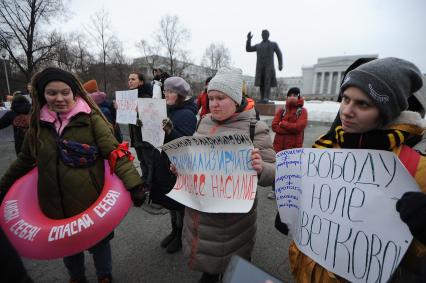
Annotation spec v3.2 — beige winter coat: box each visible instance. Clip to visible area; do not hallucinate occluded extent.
[182,107,276,274]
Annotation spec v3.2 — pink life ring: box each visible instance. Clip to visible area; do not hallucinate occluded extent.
[0,161,132,259]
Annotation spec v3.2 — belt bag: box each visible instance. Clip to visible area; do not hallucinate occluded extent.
[57,138,99,168]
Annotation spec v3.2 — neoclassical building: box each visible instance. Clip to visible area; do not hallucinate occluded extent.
[301,54,378,97]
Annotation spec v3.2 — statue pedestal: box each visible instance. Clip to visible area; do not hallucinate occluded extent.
[255,103,281,116]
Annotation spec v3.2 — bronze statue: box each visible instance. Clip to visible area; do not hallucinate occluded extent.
[246,30,283,103]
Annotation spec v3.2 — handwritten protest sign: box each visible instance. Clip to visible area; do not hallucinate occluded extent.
[137,98,167,148]
[162,133,258,213]
[115,89,138,124]
[275,148,420,283]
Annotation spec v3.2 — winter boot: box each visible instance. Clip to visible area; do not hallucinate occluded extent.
[198,272,221,283]
[165,210,183,253]
[97,274,112,283]
[160,229,177,248]
[165,229,182,253]
[161,210,178,248]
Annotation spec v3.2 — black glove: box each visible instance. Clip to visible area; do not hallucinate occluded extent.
[162,118,173,135]
[130,184,149,207]
[396,191,426,245]
[274,212,289,235]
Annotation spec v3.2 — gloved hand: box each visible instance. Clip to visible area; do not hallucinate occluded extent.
[162,118,173,135]
[274,212,289,235]
[130,184,149,207]
[396,191,426,244]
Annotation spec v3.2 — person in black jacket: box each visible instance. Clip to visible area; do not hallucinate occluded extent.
[154,76,197,254]
[127,72,152,146]
[0,95,31,154]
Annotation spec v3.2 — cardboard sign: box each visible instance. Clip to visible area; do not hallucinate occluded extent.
[275,148,420,283]
[115,89,138,124]
[162,134,258,213]
[137,98,167,148]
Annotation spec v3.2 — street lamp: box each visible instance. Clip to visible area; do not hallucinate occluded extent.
[1,48,11,95]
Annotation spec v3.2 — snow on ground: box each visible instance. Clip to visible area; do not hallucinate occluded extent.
[272,100,340,123]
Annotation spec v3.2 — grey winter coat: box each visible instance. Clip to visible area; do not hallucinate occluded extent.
[182,107,276,274]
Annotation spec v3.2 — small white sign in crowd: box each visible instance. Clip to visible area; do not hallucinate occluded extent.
[115,90,167,148]
[275,148,420,283]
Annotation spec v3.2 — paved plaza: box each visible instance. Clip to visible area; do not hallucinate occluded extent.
[0,119,330,283]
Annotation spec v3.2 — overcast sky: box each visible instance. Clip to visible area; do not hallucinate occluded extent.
[56,0,426,77]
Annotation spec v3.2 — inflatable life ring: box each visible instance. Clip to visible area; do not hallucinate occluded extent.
[0,161,131,259]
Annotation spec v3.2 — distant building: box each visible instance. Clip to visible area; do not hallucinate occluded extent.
[132,55,212,82]
[133,54,393,100]
[244,75,303,100]
[301,54,378,98]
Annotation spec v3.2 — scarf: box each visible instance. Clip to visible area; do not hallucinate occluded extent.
[313,125,410,150]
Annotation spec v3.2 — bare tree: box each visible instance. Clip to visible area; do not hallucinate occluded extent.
[54,32,94,76]
[86,9,118,92]
[0,0,65,81]
[201,43,231,75]
[136,39,162,72]
[155,14,190,75]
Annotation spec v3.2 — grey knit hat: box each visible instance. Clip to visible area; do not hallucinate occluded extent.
[208,67,243,104]
[164,77,190,97]
[341,57,423,125]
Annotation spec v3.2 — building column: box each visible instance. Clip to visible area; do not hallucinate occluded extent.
[336,71,342,95]
[327,72,333,94]
[319,72,325,95]
[312,72,317,94]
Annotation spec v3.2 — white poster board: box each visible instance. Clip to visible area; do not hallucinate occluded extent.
[115,89,138,124]
[137,98,167,148]
[162,134,258,213]
[275,148,420,283]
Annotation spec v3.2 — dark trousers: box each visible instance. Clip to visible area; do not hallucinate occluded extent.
[63,239,112,280]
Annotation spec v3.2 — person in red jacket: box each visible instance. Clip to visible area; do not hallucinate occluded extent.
[269,87,308,199]
[197,76,212,118]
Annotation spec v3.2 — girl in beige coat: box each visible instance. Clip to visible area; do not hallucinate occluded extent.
[180,67,276,283]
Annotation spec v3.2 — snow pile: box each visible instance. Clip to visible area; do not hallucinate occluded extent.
[272,100,340,123]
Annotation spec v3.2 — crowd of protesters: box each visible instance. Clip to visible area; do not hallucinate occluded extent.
[0,56,425,283]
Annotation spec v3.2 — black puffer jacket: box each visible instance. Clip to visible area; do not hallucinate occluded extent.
[0,96,31,154]
[150,97,197,209]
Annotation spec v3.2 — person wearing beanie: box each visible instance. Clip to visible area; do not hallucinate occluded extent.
[180,66,276,283]
[150,76,198,254]
[83,79,99,94]
[0,67,147,283]
[197,76,213,119]
[83,79,123,142]
[152,68,170,99]
[289,58,426,283]
[269,87,307,202]
[0,95,31,154]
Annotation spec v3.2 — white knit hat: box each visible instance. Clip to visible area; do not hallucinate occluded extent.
[208,67,243,104]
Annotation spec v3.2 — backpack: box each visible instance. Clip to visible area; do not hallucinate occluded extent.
[249,119,256,142]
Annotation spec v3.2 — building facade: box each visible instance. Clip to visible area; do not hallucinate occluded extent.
[301,54,378,98]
